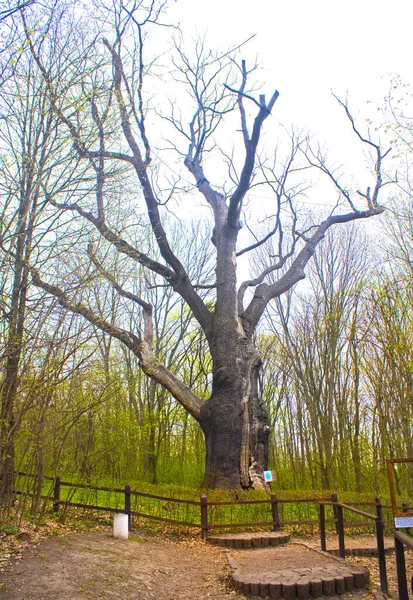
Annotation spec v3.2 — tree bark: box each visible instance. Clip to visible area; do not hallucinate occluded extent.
[0,213,32,504]
[199,339,270,490]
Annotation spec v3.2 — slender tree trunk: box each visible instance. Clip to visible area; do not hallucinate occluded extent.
[143,380,158,484]
[0,237,31,503]
[0,395,16,504]
[143,423,157,484]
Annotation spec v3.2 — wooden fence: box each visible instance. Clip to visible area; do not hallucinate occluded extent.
[319,494,388,594]
[12,471,399,538]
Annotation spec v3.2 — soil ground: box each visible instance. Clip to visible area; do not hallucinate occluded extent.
[0,528,411,599]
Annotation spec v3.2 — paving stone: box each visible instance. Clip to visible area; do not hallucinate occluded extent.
[282,580,296,600]
[310,579,323,598]
[251,581,260,595]
[322,577,336,596]
[312,567,327,573]
[242,581,251,594]
[252,537,262,548]
[353,571,365,589]
[269,581,282,599]
[343,574,354,592]
[334,576,345,594]
[260,582,269,597]
[233,579,242,591]
[208,531,290,548]
[281,570,294,578]
[296,581,311,599]
[228,537,370,598]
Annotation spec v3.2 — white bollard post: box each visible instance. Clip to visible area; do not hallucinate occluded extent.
[113,513,129,540]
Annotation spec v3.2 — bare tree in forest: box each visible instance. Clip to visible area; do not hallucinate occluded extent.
[267,228,371,490]
[0,7,88,501]
[14,0,390,489]
[0,54,63,502]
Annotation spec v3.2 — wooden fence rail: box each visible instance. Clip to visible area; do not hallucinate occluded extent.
[13,472,399,539]
[319,497,388,595]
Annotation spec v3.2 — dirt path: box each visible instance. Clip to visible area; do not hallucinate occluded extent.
[0,530,235,600]
[0,528,411,599]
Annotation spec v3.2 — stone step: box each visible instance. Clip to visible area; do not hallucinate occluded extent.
[232,564,370,599]
[208,531,290,549]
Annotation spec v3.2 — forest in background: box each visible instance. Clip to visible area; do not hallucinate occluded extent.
[0,1,412,508]
[5,215,413,498]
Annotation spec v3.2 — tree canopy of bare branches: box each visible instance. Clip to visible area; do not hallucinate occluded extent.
[0,0,390,491]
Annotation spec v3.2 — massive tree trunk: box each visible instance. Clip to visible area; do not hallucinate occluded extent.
[200,336,270,490]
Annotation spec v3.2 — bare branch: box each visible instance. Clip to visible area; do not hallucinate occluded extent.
[30,266,203,420]
[227,72,279,229]
[103,39,212,335]
[334,95,390,209]
[0,0,35,21]
[87,243,154,347]
[242,206,384,334]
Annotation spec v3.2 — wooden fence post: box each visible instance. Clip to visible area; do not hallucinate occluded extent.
[271,494,281,531]
[395,535,408,600]
[319,503,327,552]
[336,503,345,559]
[125,485,131,531]
[53,475,60,513]
[374,496,388,593]
[331,493,345,559]
[375,513,388,594]
[200,494,208,540]
[331,492,339,534]
[375,497,383,522]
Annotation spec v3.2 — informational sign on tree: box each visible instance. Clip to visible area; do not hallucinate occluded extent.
[263,470,277,483]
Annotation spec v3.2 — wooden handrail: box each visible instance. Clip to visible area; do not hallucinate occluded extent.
[395,530,413,550]
[333,502,378,521]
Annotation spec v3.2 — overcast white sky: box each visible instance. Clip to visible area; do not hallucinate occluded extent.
[168,0,412,173]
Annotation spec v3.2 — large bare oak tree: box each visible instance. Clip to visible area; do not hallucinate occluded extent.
[14,0,389,489]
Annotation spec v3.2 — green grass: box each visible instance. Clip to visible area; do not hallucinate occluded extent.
[0,523,18,535]
[13,472,393,533]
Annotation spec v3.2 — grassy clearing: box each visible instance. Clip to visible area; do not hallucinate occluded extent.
[11,472,394,535]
